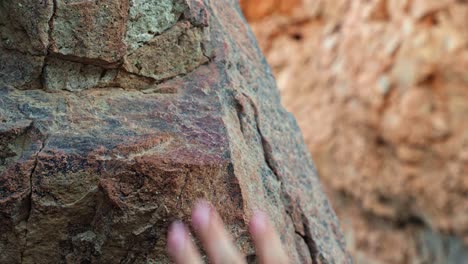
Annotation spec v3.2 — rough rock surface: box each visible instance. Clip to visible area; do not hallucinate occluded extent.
[242,0,468,263]
[0,0,348,263]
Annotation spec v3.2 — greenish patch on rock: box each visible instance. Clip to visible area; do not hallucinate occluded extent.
[125,0,187,52]
[123,21,207,81]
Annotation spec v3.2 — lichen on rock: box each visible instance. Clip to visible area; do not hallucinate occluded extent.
[125,0,186,52]
[124,21,208,81]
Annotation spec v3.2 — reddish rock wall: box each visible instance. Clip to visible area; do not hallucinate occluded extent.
[0,0,348,263]
[242,0,468,263]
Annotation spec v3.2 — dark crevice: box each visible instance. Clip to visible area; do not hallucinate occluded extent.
[20,132,49,263]
[176,172,190,210]
[99,69,108,80]
[299,213,321,264]
[0,46,43,57]
[48,52,123,69]
[47,0,57,47]
[39,56,50,90]
[234,96,245,135]
[241,92,280,182]
[38,0,57,90]
[201,40,214,63]
[47,0,57,48]
[283,189,321,264]
[245,254,257,263]
[242,92,322,262]
[295,231,320,264]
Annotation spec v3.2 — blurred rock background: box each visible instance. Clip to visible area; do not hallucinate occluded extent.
[240,0,468,263]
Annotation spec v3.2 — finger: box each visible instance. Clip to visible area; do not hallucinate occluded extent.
[249,211,288,264]
[191,201,245,264]
[167,221,203,264]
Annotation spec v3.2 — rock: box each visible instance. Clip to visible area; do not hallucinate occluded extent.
[125,0,185,52]
[242,0,468,263]
[50,0,129,66]
[0,0,348,263]
[123,21,208,81]
[43,58,110,92]
[0,49,44,89]
[0,0,53,55]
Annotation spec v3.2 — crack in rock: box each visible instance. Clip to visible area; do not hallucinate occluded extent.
[20,132,49,263]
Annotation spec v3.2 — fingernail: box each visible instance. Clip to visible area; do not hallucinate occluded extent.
[192,201,211,230]
[168,222,186,255]
[250,210,268,236]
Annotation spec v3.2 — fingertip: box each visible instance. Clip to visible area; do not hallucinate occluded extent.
[191,200,245,262]
[192,200,211,231]
[167,221,187,256]
[249,210,268,237]
[249,211,289,263]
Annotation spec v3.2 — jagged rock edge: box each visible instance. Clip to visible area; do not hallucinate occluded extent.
[234,91,323,262]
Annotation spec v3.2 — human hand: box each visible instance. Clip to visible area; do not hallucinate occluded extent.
[167,200,288,264]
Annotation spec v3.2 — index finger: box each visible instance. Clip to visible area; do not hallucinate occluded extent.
[191,201,246,264]
[249,211,288,264]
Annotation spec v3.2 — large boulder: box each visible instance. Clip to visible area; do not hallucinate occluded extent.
[0,0,348,263]
[242,0,468,263]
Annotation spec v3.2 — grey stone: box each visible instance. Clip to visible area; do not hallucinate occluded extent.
[125,0,186,52]
[123,22,208,81]
[0,0,53,55]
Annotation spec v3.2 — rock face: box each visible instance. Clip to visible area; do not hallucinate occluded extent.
[242,0,468,263]
[0,0,348,263]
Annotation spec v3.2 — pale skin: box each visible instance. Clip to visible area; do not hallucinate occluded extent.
[167,200,289,264]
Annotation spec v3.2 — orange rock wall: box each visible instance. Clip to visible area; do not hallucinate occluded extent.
[242,0,468,263]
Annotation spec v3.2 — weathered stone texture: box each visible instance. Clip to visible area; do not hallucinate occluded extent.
[242,0,468,263]
[0,0,348,263]
[50,0,129,65]
[0,50,44,89]
[123,21,208,81]
[0,0,53,55]
[0,0,52,90]
[125,0,185,52]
